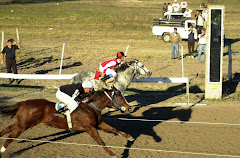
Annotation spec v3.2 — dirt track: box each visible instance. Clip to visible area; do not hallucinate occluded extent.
[0,90,240,158]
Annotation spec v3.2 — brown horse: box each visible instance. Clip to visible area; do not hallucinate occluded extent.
[0,87,133,158]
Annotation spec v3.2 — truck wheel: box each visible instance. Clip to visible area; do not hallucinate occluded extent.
[162,33,171,43]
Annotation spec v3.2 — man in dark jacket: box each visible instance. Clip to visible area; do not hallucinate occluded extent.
[54,80,93,118]
[1,39,21,83]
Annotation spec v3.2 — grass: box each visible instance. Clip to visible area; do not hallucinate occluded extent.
[0,0,239,94]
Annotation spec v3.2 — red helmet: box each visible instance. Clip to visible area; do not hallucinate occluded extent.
[117,51,126,58]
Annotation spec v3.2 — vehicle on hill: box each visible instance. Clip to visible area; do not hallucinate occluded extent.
[152,13,197,43]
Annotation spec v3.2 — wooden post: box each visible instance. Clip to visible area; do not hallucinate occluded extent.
[16,28,20,43]
[1,31,4,52]
[186,81,189,106]
[228,44,232,81]
[59,43,65,75]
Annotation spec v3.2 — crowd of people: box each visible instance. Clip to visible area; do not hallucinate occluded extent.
[163,0,208,62]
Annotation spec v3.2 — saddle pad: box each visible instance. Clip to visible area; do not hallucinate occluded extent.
[55,102,65,110]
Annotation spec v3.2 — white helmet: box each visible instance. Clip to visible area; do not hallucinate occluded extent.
[82,81,93,88]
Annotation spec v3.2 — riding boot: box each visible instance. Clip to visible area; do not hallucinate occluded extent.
[54,106,68,118]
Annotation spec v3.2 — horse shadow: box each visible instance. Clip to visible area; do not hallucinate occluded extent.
[102,106,192,158]
[9,130,84,157]
[125,83,203,112]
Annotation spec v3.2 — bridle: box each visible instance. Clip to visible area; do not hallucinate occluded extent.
[127,60,149,76]
[89,90,126,111]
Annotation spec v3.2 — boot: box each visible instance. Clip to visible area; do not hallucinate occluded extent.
[54,106,68,118]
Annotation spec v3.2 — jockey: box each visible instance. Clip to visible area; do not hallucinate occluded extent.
[99,51,126,84]
[54,80,93,118]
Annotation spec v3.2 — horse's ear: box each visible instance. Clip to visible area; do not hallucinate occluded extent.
[135,59,139,62]
[111,86,117,91]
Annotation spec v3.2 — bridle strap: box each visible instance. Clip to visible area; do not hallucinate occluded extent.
[89,102,102,111]
[104,90,122,110]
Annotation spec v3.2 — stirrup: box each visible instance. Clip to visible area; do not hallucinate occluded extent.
[54,111,66,118]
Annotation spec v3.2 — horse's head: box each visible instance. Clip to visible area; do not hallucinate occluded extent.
[133,59,152,77]
[109,86,132,114]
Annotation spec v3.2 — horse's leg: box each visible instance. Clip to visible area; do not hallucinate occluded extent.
[86,128,116,157]
[98,121,134,141]
[0,123,17,137]
[1,127,25,153]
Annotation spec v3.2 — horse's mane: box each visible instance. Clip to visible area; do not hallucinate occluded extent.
[114,60,135,72]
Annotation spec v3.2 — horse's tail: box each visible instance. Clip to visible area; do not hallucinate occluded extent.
[0,102,22,118]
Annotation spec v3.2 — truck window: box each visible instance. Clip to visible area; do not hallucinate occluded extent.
[171,15,184,20]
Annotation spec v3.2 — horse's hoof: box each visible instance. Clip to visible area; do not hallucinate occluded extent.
[112,155,119,158]
[128,136,135,141]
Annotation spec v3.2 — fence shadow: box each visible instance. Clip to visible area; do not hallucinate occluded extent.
[10,130,83,157]
[102,106,192,158]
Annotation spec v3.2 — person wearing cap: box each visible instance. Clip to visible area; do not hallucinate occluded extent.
[172,0,180,13]
[99,51,125,84]
[170,28,182,59]
[54,80,93,118]
[1,39,21,84]
[180,0,187,13]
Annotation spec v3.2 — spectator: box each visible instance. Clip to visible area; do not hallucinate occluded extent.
[172,0,180,13]
[1,39,21,84]
[164,3,173,17]
[197,28,207,62]
[196,10,205,35]
[170,28,182,59]
[183,7,192,19]
[180,0,187,13]
[163,3,168,17]
[188,25,197,58]
[201,3,208,28]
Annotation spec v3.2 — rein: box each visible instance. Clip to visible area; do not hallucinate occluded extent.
[89,90,122,111]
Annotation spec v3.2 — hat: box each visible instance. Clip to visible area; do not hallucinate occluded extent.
[174,0,177,2]
[117,51,126,58]
[82,81,93,88]
[174,28,177,30]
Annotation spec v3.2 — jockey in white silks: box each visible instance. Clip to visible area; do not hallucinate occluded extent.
[99,51,125,84]
[54,80,93,118]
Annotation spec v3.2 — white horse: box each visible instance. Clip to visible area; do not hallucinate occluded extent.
[71,59,152,94]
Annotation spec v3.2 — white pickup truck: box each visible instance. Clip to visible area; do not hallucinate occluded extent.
[152,13,197,43]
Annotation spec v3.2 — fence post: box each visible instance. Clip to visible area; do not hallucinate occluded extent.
[1,31,4,52]
[16,28,20,43]
[228,44,232,81]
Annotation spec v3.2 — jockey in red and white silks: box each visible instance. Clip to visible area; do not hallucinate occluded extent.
[99,51,125,83]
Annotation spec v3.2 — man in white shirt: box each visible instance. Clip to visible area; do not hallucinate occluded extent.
[164,3,173,17]
[172,0,180,13]
[183,7,192,19]
[180,0,187,13]
[196,10,205,35]
[197,28,207,62]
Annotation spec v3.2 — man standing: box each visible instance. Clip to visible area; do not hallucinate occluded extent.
[163,3,168,17]
[196,10,205,35]
[197,28,207,62]
[188,25,196,58]
[1,39,21,84]
[183,7,192,19]
[170,28,182,60]
[180,0,187,13]
[172,0,180,13]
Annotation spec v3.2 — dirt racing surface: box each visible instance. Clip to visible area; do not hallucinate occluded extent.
[0,0,240,158]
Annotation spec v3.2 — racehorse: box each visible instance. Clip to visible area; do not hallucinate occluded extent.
[0,87,133,158]
[71,59,152,93]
